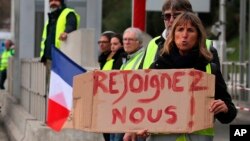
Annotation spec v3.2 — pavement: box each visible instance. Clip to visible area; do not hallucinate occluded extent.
[0,91,9,141]
[0,122,9,141]
[214,109,250,141]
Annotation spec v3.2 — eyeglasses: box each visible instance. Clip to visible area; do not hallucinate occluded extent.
[97,41,109,44]
[161,13,182,21]
[123,38,137,42]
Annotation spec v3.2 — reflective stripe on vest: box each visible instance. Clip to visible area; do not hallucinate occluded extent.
[142,36,161,69]
[40,8,80,57]
[0,50,13,71]
[102,59,114,70]
[142,38,213,69]
[206,39,212,50]
[120,50,144,70]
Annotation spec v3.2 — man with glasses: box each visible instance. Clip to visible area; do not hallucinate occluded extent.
[97,30,115,141]
[121,27,146,141]
[98,31,115,70]
[120,27,145,70]
[139,0,220,70]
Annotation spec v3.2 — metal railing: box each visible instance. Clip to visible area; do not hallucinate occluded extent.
[9,58,48,122]
[222,61,250,110]
[222,61,249,89]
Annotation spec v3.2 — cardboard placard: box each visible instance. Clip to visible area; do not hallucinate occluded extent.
[64,69,215,133]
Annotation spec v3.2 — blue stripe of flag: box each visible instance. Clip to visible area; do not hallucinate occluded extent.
[51,45,86,87]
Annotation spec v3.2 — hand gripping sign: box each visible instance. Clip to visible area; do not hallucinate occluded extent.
[63,69,215,134]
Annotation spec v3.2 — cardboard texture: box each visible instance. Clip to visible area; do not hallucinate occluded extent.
[64,69,215,133]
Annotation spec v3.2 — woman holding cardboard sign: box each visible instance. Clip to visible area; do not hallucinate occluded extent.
[131,12,237,141]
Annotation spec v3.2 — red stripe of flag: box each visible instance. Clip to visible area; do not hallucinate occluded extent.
[47,99,70,131]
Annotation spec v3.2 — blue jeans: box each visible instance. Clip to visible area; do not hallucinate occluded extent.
[110,133,124,141]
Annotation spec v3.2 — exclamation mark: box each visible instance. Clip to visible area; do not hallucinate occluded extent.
[188,95,195,128]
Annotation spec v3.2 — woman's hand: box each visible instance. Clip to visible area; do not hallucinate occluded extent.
[123,132,136,141]
[123,129,150,141]
[210,99,228,114]
[136,129,150,138]
[59,32,68,41]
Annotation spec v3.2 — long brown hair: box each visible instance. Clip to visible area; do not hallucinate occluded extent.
[161,12,213,61]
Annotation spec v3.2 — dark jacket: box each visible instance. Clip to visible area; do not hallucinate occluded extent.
[42,6,77,61]
[99,48,125,70]
[98,51,111,69]
[150,45,237,124]
[112,48,126,70]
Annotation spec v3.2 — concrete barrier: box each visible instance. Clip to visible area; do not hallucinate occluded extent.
[0,92,105,141]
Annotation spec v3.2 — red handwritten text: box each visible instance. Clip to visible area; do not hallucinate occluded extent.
[112,106,177,124]
[93,70,207,104]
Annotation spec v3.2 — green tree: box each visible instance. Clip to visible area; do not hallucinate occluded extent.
[102,0,131,33]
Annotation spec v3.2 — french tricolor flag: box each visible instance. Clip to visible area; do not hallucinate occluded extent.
[46,46,86,131]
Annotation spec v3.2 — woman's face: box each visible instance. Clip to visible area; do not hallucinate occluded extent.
[111,37,122,52]
[174,22,198,55]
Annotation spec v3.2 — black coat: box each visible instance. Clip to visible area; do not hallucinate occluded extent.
[150,45,237,124]
[98,51,111,70]
[112,48,126,70]
[98,48,126,70]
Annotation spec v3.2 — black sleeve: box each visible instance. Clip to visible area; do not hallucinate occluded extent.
[210,46,221,71]
[214,68,237,123]
[138,46,148,69]
[149,62,155,69]
[65,12,77,33]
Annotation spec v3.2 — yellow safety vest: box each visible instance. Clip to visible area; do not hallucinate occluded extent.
[102,59,114,70]
[143,37,213,69]
[40,8,80,57]
[142,36,161,69]
[120,49,144,70]
[0,50,14,71]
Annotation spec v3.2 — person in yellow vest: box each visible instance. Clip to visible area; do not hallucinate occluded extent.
[98,31,115,70]
[121,27,146,141]
[102,33,125,71]
[102,33,125,141]
[139,0,221,70]
[0,39,15,89]
[100,32,125,141]
[40,0,80,93]
[120,27,145,71]
[130,12,237,141]
[40,0,80,64]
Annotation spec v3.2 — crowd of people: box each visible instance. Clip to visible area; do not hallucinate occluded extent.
[3,0,236,141]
